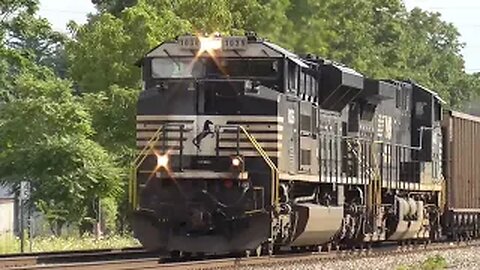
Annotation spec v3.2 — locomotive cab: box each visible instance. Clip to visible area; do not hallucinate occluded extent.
[408,82,444,184]
[132,34,310,254]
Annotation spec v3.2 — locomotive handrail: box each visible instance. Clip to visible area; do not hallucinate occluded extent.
[129,124,165,209]
[345,139,382,217]
[370,142,382,216]
[215,124,280,207]
[130,123,188,209]
[237,125,280,208]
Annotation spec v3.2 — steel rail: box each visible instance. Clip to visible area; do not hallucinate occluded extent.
[0,247,154,270]
[7,240,480,270]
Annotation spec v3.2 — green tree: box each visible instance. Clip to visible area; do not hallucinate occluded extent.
[92,0,137,15]
[400,8,465,101]
[82,86,137,154]
[68,0,480,143]
[62,0,480,233]
[67,1,190,93]
[0,74,122,233]
[0,0,67,97]
[66,0,480,154]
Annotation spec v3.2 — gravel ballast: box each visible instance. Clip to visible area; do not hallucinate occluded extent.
[241,245,480,270]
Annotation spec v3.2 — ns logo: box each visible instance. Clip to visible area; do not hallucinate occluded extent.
[192,120,214,151]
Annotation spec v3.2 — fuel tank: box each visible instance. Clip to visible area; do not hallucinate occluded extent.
[290,203,343,246]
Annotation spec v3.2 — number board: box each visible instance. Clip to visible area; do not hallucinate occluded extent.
[178,35,248,51]
[222,36,248,50]
[178,36,200,50]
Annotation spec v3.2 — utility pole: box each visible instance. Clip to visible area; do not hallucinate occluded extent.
[19,181,30,253]
[19,194,24,253]
[29,206,33,252]
[94,197,102,239]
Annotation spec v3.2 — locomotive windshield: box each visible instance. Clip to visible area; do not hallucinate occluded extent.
[150,57,278,79]
[151,57,205,78]
[206,59,279,78]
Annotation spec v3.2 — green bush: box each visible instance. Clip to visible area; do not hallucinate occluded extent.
[421,255,447,270]
[396,255,447,270]
[0,234,18,254]
[0,234,140,254]
[101,197,118,234]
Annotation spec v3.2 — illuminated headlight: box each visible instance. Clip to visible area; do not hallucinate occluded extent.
[157,154,169,168]
[199,36,222,52]
[244,80,253,90]
[244,80,260,93]
[232,157,242,167]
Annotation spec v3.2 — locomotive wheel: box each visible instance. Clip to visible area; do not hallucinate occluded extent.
[246,244,263,258]
[267,242,274,256]
[183,252,192,259]
[170,250,181,259]
[254,245,262,257]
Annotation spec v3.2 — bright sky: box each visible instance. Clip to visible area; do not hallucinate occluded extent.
[38,0,479,73]
[38,0,96,32]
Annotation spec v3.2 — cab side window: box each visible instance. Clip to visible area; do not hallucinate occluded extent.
[288,62,298,93]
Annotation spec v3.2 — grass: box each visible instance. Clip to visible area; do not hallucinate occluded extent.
[0,233,140,254]
[397,255,447,270]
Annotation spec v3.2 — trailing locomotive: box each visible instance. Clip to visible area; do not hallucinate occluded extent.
[129,33,478,256]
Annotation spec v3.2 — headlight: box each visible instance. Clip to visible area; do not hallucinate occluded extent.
[244,80,260,93]
[232,157,242,167]
[156,154,169,168]
[199,36,222,52]
[244,80,253,90]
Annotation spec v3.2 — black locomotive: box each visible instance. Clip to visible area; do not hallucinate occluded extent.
[130,33,480,255]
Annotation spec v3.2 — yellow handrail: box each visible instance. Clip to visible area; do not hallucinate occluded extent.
[347,139,382,215]
[129,124,280,210]
[238,126,280,208]
[369,141,382,216]
[129,125,164,209]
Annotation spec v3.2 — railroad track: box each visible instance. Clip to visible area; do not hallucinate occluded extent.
[0,247,157,269]
[2,240,479,270]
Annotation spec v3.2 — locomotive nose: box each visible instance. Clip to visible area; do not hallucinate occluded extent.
[197,79,248,115]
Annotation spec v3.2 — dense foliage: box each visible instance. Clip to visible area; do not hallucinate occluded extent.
[73,0,480,106]
[0,0,122,232]
[0,0,479,234]
[0,233,139,254]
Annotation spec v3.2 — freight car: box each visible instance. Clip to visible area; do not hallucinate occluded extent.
[129,33,474,256]
[442,111,480,239]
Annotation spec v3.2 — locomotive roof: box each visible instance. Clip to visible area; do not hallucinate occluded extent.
[413,83,446,104]
[136,38,309,68]
[384,79,446,104]
[262,41,308,68]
